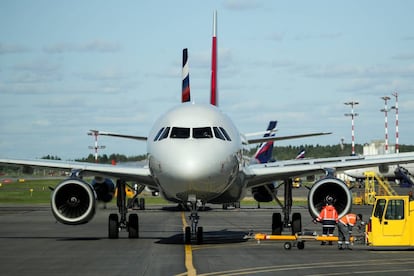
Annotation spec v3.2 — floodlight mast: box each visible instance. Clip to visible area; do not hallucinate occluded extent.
[344,101,359,156]
[380,96,392,154]
[87,130,106,163]
[392,92,399,154]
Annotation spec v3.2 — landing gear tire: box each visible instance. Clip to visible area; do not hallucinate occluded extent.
[272,213,283,235]
[128,213,139,239]
[196,226,203,244]
[284,242,292,250]
[291,212,302,235]
[139,198,145,210]
[185,226,191,244]
[108,213,119,239]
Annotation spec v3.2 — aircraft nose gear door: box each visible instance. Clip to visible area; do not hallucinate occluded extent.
[185,195,203,244]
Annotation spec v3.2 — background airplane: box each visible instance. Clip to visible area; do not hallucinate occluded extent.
[2,12,414,244]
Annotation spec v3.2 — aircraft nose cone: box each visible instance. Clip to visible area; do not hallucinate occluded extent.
[153,144,238,202]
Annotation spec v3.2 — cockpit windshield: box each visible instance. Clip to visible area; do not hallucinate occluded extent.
[153,126,231,141]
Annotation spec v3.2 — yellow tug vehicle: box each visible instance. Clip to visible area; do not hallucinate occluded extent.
[366,195,414,248]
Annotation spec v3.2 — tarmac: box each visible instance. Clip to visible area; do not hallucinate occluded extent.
[1,202,414,276]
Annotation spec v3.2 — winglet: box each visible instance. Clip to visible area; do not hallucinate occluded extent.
[182,48,191,103]
[210,11,218,106]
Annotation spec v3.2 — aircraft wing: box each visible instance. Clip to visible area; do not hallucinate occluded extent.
[245,132,331,145]
[244,152,414,188]
[89,130,147,141]
[0,158,156,188]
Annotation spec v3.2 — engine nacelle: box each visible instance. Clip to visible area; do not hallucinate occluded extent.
[379,164,389,174]
[308,177,352,219]
[51,178,97,225]
[91,177,115,203]
[252,183,274,202]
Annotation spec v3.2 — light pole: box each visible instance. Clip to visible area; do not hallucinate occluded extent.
[87,130,106,163]
[392,92,399,153]
[344,101,359,156]
[380,96,391,154]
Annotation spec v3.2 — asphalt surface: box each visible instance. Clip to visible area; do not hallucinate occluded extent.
[1,202,414,276]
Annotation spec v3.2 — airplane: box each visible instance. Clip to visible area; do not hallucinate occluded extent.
[2,11,414,244]
[344,164,414,186]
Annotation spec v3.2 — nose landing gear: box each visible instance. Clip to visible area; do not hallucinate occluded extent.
[184,195,204,244]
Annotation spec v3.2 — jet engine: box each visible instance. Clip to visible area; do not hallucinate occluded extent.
[51,178,98,225]
[308,177,352,219]
[91,177,115,202]
[252,183,275,202]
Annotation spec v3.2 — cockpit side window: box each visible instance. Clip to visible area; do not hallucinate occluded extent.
[153,127,165,141]
[170,127,190,139]
[213,127,226,140]
[159,127,170,140]
[219,127,231,141]
[193,127,213,139]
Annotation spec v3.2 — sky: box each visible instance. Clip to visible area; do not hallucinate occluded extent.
[1,0,414,160]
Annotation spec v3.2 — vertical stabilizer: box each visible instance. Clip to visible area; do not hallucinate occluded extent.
[182,48,191,103]
[210,11,218,106]
[254,121,278,163]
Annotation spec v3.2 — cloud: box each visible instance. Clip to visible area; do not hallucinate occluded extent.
[392,53,414,60]
[293,32,343,41]
[43,40,120,54]
[223,0,262,11]
[0,43,30,54]
[8,59,62,83]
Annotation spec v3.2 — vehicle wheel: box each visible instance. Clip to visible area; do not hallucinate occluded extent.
[139,198,145,210]
[291,213,302,235]
[128,213,139,239]
[272,213,282,235]
[297,241,305,250]
[196,226,203,244]
[185,226,191,244]
[108,213,119,239]
[284,242,292,250]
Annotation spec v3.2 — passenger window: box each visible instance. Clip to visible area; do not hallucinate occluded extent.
[193,127,213,139]
[153,127,165,141]
[213,127,226,140]
[385,200,404,220]
[374,199,386,218]
[159,127,170,140]
[219,127,231,141]
[170,127,190,139]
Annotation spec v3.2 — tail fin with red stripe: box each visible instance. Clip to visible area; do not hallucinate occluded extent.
[210,11,218,106]
[182,48,191,103]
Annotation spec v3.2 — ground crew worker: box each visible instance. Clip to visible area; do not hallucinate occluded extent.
[337,213,363,250]
[314,195,338,245]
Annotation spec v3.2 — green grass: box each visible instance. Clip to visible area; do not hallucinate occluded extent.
[0,179,56,204]
[0,178,307,206]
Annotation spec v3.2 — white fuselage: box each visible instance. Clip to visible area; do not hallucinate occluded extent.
[344,163,414,179]
[147,103,244,203]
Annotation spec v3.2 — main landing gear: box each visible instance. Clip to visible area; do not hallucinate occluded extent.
[270,178,302,235]
[184,195,203,244]
[108,179,139,239]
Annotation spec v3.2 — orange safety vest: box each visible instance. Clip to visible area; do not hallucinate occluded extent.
[339,213,357,226]
[317,205,339,223]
